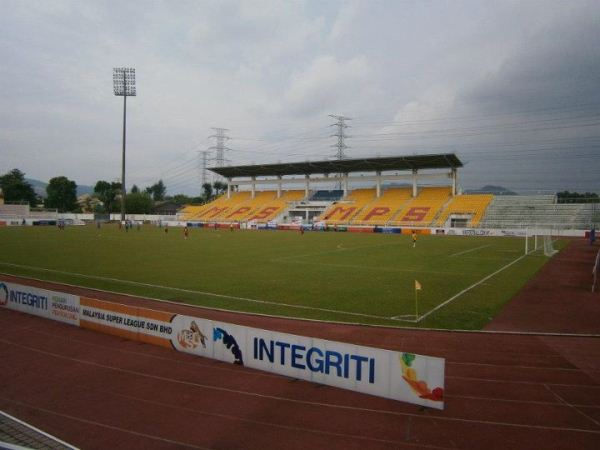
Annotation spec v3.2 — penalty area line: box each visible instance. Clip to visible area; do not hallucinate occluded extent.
[389,314,417,322]
[416,253,528,323]
[0,261,401,322]
[449,244,492,257]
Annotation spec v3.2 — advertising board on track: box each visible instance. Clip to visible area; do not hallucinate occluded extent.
[0,281,80,326]
[1,280,445,409]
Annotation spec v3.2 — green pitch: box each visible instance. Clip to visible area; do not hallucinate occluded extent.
[0,224,565,330]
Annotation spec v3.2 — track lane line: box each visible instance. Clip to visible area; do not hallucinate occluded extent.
[10,326,600,409]
[15,326,600,411]
[0,399,209,450]
[544,384,600,428]
[2,337,599,434]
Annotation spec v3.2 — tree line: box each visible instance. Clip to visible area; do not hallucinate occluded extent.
[0,168,228,214]
[556,191,599,203]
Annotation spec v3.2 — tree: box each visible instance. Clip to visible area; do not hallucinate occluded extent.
[213,181,227,196]
[170,194,194,204]
[145,179,166,201]
[125,192,154,214]
[131,184,140,194]
[557,191,599,204]
[94,180,121,213]
[0,169,37,206]
[202,182,213,201]
[45,176,78,212]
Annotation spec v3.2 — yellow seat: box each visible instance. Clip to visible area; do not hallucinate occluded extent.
[352,188,412,225]
[242,190,306,223]
[192,192,251,221]
[389,187,452,227]
[316,189,376,224]
[436,194,494,226]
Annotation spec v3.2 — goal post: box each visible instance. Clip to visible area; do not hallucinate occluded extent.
[524,228,557,257]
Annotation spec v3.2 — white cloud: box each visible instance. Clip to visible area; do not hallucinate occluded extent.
[282,55,374,117]
[0,0,598,193]
[327,0,360,42]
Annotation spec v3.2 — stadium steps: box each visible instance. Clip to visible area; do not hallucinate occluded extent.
[242,190,306,223]
[572,204,600,228]
[478,195,596,229]
[194,192,251,221]
[0,204,30,217]
[436,194,494,227]
[220,191,278,222]
[316,189,376,224]
[388,187,452,227]
[351,188,412,226]
[180,194,227,221]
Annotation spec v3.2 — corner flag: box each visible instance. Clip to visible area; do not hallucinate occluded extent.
[415,280,422,291]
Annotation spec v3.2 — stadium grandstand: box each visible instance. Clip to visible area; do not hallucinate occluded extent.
[177,153,599,231]
[352,187,412,225]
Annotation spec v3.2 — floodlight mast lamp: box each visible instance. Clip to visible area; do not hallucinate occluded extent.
[113,67,136,222]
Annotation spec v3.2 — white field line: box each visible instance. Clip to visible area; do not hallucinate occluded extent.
[415,253,528,323]
[1,399,207,449]
[390,314,417,321]
[449,244,492,257]
[0,261,412,322]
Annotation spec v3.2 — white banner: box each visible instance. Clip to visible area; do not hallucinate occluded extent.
[168,316,445,409]
[0,281,80,326]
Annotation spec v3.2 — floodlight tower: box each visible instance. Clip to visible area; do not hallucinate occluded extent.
[113,67,136,222]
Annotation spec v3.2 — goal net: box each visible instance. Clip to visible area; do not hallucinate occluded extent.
[525,230,557,257]
[542,235,558,257]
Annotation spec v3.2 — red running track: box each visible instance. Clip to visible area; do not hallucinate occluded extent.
[486,239,600,334]
[1,271,600,449]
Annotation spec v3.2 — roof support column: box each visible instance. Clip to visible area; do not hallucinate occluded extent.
[304,175,310,198]
[412,169,418,197]
[227,179,231,199]
[451,168,457,196]
[277,175,282,198]
[343,174,349,197]
[376,171,382,198]
[251,176,256,199]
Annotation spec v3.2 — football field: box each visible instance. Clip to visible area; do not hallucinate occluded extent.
[0,224,565,329]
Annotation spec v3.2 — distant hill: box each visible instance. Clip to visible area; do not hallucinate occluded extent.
[464,185,517,195]
[26,178,94,198]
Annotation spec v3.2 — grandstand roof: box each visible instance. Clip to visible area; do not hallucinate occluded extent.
[210,153,463,178]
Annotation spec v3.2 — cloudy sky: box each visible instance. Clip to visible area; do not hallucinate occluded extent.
[1,0,599,195]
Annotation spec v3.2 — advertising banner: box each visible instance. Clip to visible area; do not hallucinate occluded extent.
[2,282,445,409]
[167,317,445,409]
[79,297,176,348]
[0,281,80,326]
